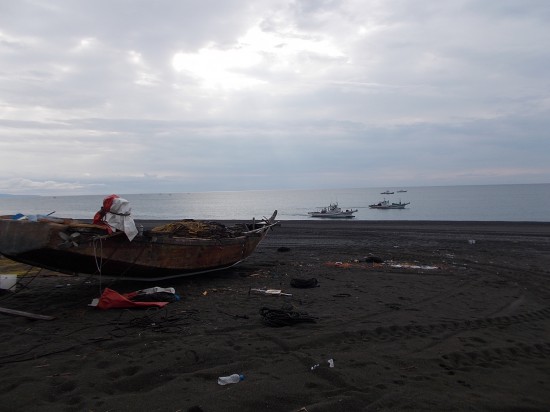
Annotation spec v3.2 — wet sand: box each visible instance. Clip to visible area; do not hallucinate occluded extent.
[0,220,549,411]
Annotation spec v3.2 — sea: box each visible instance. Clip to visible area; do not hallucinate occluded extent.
[0,184,549,222]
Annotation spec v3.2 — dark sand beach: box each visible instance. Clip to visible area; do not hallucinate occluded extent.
[0,220,549,412]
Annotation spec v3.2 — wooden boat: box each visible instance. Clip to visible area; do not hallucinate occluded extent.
[369,199,410,209]
[0,211,278,281]
[380,190,394,194]
[308,202,357,218]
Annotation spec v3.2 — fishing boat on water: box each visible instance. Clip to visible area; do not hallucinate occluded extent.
[0,195,278,281]
[308,202,358,218]
[369,199,410,209]
[380,190,394,194]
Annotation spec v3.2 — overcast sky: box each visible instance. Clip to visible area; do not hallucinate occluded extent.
[1,0,549,195]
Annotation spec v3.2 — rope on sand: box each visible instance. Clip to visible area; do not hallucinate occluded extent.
[290,277,319,288]
[260,306,316,327]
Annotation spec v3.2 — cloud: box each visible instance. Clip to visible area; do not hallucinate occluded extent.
[0,0,549,195]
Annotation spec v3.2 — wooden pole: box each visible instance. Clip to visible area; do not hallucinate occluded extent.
[0,306,55,320]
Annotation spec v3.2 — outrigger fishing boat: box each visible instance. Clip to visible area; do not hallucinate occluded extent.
[0,195,278,281]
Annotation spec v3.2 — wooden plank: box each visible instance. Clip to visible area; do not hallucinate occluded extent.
[0,306,55,320]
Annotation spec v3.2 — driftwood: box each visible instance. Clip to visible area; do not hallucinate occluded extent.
[0,306,55,320]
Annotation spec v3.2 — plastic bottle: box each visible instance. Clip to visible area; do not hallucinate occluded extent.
[217,374,244,385]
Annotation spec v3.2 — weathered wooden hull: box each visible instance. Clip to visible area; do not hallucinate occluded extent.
[0,214,276,280]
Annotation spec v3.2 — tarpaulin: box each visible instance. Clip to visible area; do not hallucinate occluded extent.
[97,288,169,310]
[93,194,138,241]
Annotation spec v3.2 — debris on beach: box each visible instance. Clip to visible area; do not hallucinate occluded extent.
[0,306,55,321]
[250,288,292,296]
[290,277,319,288]
[311,359,335,371]
[324,260,440,271]
[91,287,180,310]
[388,262,439,270]
[325,261,381,269]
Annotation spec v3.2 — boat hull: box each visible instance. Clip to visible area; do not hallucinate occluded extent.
[0,214,276,281]
[308,212,356,218]
[369,203,409,209]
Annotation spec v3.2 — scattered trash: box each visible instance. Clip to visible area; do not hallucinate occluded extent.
[326,260,438,271]
[468,239,476,244]
[92,287,179,310]
[131,292,179,303]
[250,288,292,296]
[389,264,439,270]
[217,374,244,385]
[0,274,17,290]
[290,278,319,288]
[311,359,334,371]
[139,286,175,294]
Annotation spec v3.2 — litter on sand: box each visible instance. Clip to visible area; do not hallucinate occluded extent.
[90,286,180,310]
[250,288,292,296]
[389,264,439,270]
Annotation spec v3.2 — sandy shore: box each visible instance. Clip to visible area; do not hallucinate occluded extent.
[0,220,549,411]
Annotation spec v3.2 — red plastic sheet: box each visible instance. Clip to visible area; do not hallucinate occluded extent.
[97,288,169,310]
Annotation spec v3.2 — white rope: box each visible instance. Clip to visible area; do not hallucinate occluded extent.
[93,236,104,293]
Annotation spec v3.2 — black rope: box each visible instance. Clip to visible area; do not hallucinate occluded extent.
[290,277,319,288]
[260,306,316,327]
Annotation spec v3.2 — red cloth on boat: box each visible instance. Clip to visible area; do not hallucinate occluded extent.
[97,288,169,310]
[93,194,119,234]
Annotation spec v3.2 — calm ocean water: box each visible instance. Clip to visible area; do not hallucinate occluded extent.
[0,184,548,222]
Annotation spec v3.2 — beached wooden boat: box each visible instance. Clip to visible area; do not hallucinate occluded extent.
[0,211,277,281]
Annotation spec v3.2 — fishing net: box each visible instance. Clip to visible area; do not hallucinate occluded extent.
[150,220,243,238]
